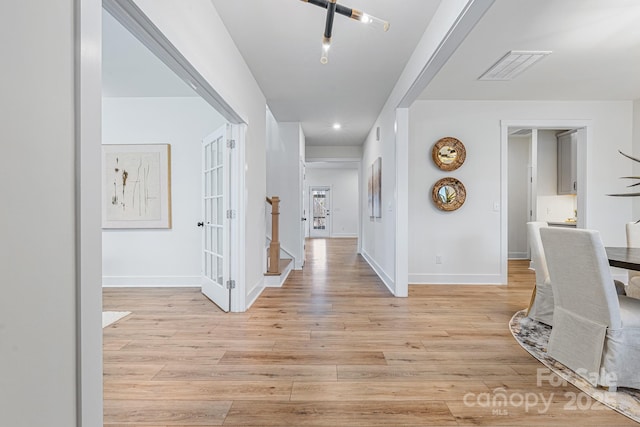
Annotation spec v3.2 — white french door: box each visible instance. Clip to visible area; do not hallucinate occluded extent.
[201,124,231,311]
[310,187,331,238]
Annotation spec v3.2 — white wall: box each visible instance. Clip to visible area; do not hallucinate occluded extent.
[306,145,362,160]
[1,2,79,425]
[133,0,267,309]
[102,96,225,286]
[279,122,305,268]
[507,135,530,258]
[409,100,634,284]
[360,0,489,296]
[306,167,359,238]
[265,110,305,268]
[361,110,397,290]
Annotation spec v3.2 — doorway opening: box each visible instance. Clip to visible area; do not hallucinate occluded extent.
[501,120,589,282]
[310,187,331,238]
[101,6,242,312]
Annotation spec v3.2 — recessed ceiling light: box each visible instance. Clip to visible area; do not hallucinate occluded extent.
[479,50,552,81]
[333,123,341,130]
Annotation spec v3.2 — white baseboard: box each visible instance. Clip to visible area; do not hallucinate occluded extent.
[102,275,200,287]
[409,273,505,285]
[245,278,265,310]
[360,249,395,295]
[509,252,529,259]
[331,233,358,238]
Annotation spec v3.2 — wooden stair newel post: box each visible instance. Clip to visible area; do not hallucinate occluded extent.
[268,196,281,274]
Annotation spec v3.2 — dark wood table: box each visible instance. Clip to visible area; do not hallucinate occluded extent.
[606,247,640,271]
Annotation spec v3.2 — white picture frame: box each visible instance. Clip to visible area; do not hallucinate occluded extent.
[102,144,172,229]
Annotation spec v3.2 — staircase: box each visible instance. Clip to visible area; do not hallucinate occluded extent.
[264,254,294,287]
[265,196,293,287]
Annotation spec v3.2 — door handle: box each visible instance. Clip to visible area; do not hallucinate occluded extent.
[301,217,307,221]
[197,222,204,227]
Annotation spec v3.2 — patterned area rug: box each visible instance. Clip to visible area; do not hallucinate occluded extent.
[510,309,640,424]
[102,311,131,328]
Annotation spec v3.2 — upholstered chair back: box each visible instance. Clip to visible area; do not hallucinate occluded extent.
[540,227,622,329]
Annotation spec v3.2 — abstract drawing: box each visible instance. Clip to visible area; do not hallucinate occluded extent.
[373,157,382,218]
[102,144,171,228]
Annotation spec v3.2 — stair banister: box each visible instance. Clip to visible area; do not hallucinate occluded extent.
[266,196,281,274]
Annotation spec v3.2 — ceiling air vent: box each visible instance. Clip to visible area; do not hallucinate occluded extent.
[479,50,552,81]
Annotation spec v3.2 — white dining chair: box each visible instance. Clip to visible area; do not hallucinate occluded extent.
[625,222,640,298]
[540,227,640,390]
[526,221,554,326]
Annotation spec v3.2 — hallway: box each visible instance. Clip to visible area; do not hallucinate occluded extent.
[103,239,633,425]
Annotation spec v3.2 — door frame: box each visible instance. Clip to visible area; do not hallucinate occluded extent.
[500,119,590,284]
[309,185,332,238]
[77,1,249,423]
[507,129,534,260]
[228,124,246,312]
[299,160,306,266]
[101,0,248,310]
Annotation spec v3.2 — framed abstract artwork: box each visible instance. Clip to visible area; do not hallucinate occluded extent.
[368,164,374,218]
[102,144,172,229]
[373,157,382,218]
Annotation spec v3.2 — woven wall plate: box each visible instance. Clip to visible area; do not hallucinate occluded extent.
[432,177,466,211]
[432,137,466,171]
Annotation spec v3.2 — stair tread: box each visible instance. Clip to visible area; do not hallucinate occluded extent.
[264,258,292,276]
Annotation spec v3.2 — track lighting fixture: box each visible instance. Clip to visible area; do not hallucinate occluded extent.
[299,0,390,64]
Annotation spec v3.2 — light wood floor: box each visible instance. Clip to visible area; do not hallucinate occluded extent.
[103,238,635,426]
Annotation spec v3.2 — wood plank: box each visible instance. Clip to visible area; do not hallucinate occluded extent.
[103,380,293,401]
[218,350,386,365]
[154,364,337,381]
[103,350,225,364]
[273,339,426,352]
[290,380,490,401]
[337,364,522,382]
[103,399,231,426]
[223,401,457,426]
[383,350,537,365]
[122,338,275,352]
[103,339,131,351]
[310,329,450,340]
[103,363,165,381]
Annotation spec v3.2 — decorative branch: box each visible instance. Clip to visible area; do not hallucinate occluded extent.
[607,150,640,196]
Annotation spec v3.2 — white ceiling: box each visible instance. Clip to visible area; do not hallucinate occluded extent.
[102,10,198,98]
[419,0,640,101]
[103,1,640,147]
[210,0,441,146]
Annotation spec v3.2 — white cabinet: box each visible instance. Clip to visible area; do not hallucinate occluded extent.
[557,131,577,195]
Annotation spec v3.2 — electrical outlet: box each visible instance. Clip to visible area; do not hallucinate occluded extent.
[436,255,442,264]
